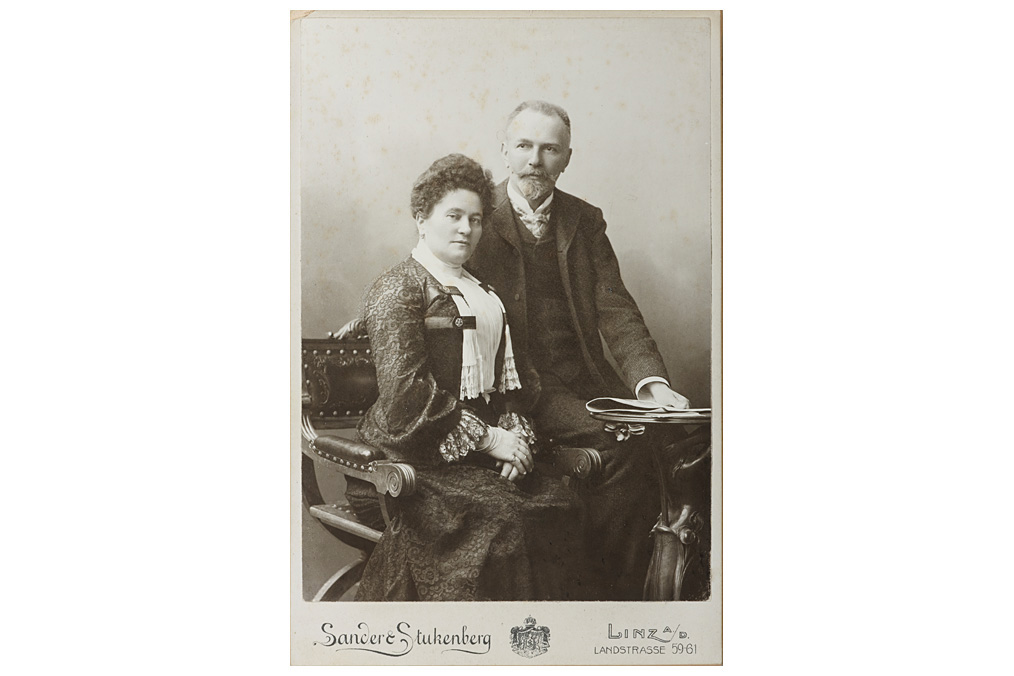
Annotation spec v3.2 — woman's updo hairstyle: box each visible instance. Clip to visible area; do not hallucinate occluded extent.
[410,153,495,222]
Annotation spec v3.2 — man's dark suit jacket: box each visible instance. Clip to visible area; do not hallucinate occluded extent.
[467,180,670,405]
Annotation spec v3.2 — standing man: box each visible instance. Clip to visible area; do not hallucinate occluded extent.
[467,100,691,600]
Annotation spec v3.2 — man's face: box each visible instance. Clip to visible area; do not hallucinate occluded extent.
[502,109,573,203]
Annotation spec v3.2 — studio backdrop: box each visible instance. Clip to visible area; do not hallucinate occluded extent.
[297,13,714,407]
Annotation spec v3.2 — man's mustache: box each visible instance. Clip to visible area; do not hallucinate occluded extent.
[519,169,552,180]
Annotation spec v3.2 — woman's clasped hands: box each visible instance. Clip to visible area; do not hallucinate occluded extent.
[478,426,534,482]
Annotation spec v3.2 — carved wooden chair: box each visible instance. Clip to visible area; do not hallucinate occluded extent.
[300,328,602,602]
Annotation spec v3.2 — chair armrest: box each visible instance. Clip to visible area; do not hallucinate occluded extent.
[312,434,385,470]
[309,434,416,498]
[547,446,602,479]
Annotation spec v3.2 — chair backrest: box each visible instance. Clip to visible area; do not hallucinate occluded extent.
[302,337,378,430]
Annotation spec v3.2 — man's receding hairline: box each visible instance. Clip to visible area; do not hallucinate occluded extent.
[505,100,572,136]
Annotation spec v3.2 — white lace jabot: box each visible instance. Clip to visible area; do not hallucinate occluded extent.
[411,242,520,400]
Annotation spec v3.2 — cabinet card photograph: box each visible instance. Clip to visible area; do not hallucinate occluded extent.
[291,10,722,665]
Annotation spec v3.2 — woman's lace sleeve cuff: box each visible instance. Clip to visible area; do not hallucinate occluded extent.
[498,412,538,451]
[439,408,489,463]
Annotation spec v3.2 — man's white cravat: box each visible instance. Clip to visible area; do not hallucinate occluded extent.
[507,180,553,239]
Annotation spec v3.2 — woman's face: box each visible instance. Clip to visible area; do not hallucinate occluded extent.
[417,189,483,266]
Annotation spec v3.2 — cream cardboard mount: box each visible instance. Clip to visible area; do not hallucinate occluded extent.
[290,10,722,666]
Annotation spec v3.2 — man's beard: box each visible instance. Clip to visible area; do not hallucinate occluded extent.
[516,171,556,202]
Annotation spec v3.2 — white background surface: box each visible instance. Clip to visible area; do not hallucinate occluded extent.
[4,2,1013,675]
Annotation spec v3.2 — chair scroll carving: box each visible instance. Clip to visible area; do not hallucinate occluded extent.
[549,446,603,479]
[374,462,415,498]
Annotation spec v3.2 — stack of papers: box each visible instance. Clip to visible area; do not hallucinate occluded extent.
[585,397,712,423]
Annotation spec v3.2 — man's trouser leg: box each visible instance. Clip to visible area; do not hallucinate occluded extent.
[533,378,658,601]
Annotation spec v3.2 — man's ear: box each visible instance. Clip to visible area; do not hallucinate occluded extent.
[501,141,510,167]
[561,147,573,173]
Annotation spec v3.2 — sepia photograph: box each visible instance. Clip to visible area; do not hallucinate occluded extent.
[291,10,722,665]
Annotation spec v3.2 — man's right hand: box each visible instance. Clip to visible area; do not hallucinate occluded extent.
[643,381,691,410]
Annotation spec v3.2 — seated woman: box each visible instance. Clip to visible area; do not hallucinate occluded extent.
[345,153,585,601]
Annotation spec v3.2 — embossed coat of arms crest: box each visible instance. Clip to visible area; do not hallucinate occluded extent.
[510,616,550,658]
